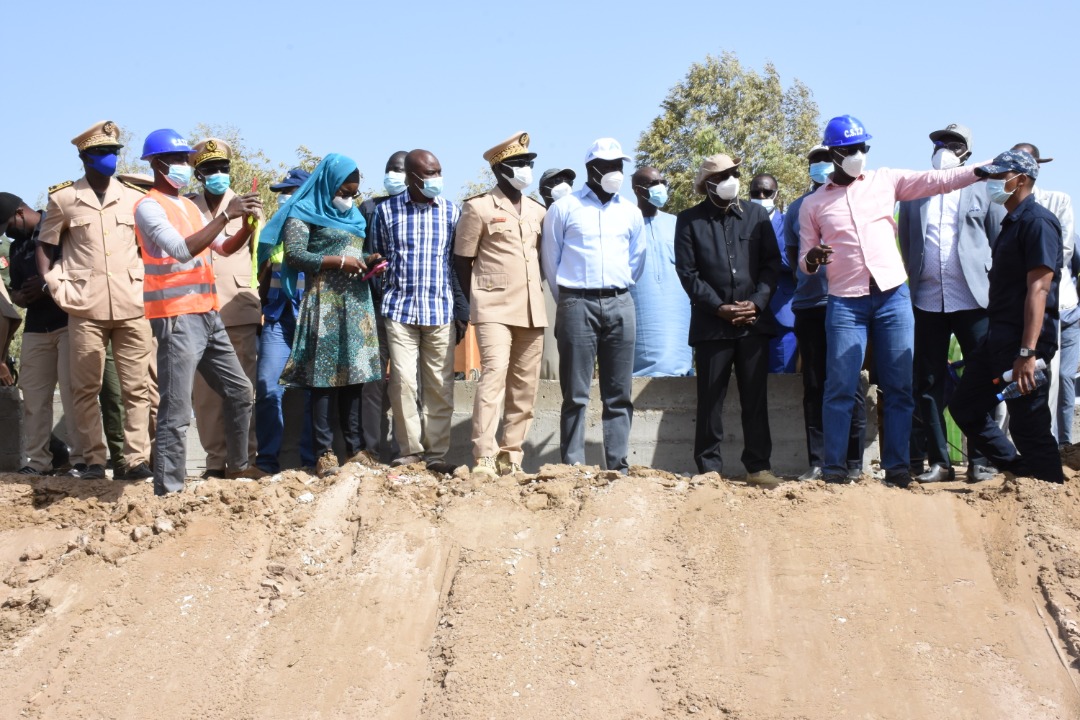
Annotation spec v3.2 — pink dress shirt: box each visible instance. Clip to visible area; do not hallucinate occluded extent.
[798,166,981,297]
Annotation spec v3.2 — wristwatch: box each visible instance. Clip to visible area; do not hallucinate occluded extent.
[1019,347,1036,358]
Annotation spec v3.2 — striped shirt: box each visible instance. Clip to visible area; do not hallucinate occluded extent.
[373,191,460,325]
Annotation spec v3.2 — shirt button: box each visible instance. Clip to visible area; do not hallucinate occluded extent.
[107,272,113,278]
[106,251,111,257]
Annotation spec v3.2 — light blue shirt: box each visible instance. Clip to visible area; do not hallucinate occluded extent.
[540,185,646,302]
[629,211,692,376]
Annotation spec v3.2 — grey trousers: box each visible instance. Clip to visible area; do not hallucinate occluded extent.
[555,289,636,472]
[151,311,253,495]
[360,311,398,460]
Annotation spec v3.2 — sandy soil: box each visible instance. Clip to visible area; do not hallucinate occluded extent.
[2,456,1080,719]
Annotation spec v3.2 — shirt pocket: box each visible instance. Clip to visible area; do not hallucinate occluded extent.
[486,220,511,238]
[476,273,509,292]
[68,215,96,241]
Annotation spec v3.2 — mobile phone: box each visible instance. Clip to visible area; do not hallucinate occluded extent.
[361,260,388,281]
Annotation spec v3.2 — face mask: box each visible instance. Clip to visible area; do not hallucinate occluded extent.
[85,152,118,177]
[646,184,668,208]
[501,165,533,191]
[162,162,193,190]
[331,196,355,213]
[420,176,443,199]
[549,182,571,202]
[751,198,775,212]
[599,171,624,194]
[203,172,231,196]
[709,176,740,201]
[809,161,833,185]
[383,171,407,196]
[932,149,961,171]
[837,150,866,178]
[987,176,1017,205]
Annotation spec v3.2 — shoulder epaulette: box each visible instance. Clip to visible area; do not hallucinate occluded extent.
[525,195,546,209]
[122,180,149,194]
[48,181,73,194]
[464,191,489,203]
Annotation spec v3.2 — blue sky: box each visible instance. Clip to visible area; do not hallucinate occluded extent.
[5,0,1078,213]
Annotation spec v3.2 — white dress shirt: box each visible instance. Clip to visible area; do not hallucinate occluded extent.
[1032,187,1077,311]
[912,189,981,312]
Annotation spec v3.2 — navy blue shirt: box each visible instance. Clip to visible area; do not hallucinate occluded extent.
[986,194,1062,357]
[8,211,68,334]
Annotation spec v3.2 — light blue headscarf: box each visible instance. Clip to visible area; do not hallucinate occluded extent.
[258,153,366,297]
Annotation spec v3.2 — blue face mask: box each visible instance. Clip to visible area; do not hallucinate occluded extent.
[986,177,1016,205]
[85,151,118,177]
[161,162,193,190]
[647,184,668,208]
[809,161,833,185]
[420,176,444,199]
[384,171,407,196]
[203,173,231,196]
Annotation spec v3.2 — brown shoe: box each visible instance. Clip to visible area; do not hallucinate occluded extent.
[227,465,268,480]
[390,454,424,468]
[315,451,340,477]
[346,449,380,467]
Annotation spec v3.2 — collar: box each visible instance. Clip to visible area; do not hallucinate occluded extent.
[74,176,122,210]
[1004,193,1037,223]
[824,172,866,190]
[190,187,236,217]
[581,184,623,205]
[490,186,521,218]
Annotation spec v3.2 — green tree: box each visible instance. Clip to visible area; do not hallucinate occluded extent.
[636,52,822,214]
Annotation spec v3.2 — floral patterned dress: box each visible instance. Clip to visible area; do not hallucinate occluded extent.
[279,217,382,388]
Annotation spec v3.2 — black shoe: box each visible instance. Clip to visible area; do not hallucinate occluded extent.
[916,464,954,483]
[967,464,995,483]
[886,470,913,488]
[426,460,459,475]
[201,468,226,479]
[66,463,89,478]
[119,463,154,481]
[823,473,851,485]
[80,464,107,480]
[17,466,42,475]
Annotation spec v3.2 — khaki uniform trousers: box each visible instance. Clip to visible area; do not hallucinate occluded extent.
[69,315,152,467]
[20,328,78,470]
[193,323,258,470]
[385,319,454,461]
[472,323,544,464]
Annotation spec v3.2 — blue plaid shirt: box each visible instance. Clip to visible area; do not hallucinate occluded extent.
[373,191,461,325]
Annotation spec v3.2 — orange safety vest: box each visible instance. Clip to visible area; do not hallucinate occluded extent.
[134,189,220,319]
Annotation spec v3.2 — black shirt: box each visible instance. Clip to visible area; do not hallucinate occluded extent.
[674,198,780,344]
[7,211,68,334]
[986,194,1062,357]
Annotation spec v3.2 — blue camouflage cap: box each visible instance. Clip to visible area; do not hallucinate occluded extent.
[270,167,311,192]
[980,150,1039,180]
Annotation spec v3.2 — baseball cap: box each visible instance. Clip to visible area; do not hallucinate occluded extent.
[929,123,973,147]
[584,138,630,163]
[979,150,1039,180]
[270,168,311,192]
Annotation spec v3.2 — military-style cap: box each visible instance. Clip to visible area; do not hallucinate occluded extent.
[980,150,1039,180]
[190,138,232,168]
[72,120,123,152]
[270,167,311,192]
[694,154,741,193]
[539,167,576,187]
[117,173,154,190]
[483,132,536,165]
[929,123,973,147]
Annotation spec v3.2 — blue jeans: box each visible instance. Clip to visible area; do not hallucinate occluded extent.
[824,284,914,475]
[255,316,314,471]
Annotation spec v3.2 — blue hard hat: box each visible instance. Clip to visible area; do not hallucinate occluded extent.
[823,115,872,148]
[141,129,194,160]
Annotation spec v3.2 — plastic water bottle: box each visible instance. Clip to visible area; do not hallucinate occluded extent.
[995,369,1049,401]
[994,358,1047,385]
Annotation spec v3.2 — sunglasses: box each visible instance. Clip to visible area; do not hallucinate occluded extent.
[934,140,967,155]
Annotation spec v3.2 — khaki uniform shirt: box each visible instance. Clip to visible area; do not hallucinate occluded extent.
[188,188,262,327]
[455,187,548,327]
[39,177,147,321]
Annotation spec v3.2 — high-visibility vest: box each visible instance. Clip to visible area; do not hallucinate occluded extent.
[134,189,219,320]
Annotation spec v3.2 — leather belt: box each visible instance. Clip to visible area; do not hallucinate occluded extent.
[558,286,628,298]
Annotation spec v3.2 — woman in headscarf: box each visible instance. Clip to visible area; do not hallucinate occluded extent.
[262,153,385,476]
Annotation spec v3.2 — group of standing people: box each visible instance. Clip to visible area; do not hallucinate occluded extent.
[0,115,1073,495]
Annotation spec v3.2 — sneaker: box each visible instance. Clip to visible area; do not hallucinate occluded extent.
[118,463,154,481]
[508,462,523,474]
[390,454,424,468]
[823,473,852,485]
[315,452,340,478]
[846,467,863,481]
[745,470,783,486]
[798,466,823,482]
[80,464,107,480]
[472,456,498,478]
[17,466,42,475]
[495,451,512,476]
[227,466,268,480]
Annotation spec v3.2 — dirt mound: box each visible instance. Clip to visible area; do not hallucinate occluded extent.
[1,463,1079,719]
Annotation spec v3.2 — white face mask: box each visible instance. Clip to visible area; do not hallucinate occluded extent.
[331,196,354,213]
[931,148,961,171]
[599,171,624,194]
[549,182,571,202]
[838,150,866,177]
[751,198,775,212]
[502,165,533,191]
[709,176,740,201]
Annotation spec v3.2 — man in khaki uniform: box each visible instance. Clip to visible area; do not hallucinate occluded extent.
[454,132,548,476]
[187,138,261,476]
[38,120,153,480]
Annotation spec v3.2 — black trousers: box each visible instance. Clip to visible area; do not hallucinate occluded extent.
[310,384,363,459]
[911,307,989,469]
[793,307,865,470]
[948,343,1063,483]
[693,334,771,474]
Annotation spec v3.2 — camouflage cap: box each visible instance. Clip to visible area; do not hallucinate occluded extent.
[980,149,1039,180]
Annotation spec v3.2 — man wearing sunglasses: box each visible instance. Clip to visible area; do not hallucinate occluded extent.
[898,124,1004,484]
[750,173,796,374]
[799,114,987,487]
[675,154,782,485]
